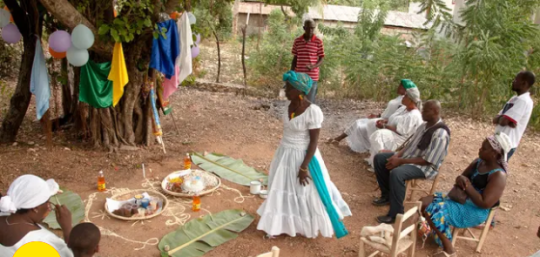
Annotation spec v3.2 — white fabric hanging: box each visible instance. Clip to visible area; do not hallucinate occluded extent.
[176,12,193,85]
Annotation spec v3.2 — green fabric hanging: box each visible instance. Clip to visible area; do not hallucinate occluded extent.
[79,60,113,108]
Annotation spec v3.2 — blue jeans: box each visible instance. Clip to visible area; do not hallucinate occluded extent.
[307,81,318,103]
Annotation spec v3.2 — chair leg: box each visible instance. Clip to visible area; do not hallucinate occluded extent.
[429,176,439,195]
[359,239,365,257]
[476,211,496,253]
[404,180,412,201]
[451,227,459,246]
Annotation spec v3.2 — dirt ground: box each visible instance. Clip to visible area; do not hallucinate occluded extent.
[1,86,540,257]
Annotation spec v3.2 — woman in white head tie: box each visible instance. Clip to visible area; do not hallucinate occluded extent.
[0,175,74,257]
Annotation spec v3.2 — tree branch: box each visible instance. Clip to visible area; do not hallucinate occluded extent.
[4,0,29,36]
[38,0,113,57]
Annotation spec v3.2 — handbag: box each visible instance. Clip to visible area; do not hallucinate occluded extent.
[447,185,467,204]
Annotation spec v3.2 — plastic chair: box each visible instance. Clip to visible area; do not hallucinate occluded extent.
[256,246,280,257]
[451,207,498,253]
[404,174,440,203]
[359,202,421,257]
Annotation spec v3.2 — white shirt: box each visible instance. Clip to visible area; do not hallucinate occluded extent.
[381,95,404,119]
[495,92,534,148]
[0,225,73,257]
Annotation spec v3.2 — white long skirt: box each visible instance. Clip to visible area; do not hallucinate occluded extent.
[257,146,352,238]
[367,129,406,166]
[344,118,379,153]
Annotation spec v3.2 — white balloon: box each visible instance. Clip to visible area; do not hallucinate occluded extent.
[0,9,10,28]
[66,46,89,67]
[188,12,196,24]
[71,24,95,50]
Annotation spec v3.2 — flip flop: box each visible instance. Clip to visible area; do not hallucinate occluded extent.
[325,138,339,145]
[432,251,456,257]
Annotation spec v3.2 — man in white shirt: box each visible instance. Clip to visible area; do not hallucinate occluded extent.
[493,71,535,160]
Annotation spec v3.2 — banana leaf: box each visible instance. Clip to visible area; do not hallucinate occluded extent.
[159,209,254,257]
[191,152,268,186]
[43,190,85,229]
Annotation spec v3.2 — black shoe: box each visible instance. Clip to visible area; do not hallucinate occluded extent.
[376,215,395,224]
[372,197,389,206]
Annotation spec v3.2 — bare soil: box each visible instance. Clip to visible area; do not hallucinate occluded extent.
[1,86,539,257]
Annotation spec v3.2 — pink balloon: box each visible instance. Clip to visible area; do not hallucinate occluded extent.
[2,23,21,44]
[49,30,71,52]
[191,46,200,58]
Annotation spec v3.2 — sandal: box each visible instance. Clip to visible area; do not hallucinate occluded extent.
[325,138,339,145]
[432,251,456,257]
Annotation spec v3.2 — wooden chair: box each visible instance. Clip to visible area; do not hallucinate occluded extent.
[451,207,497,253]
[359,202,421,257]
[256,246,280,257]
[404,174,440,203]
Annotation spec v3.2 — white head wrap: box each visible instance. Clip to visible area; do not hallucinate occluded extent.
[487,132,512,171]
[0,175,60,215]
[405,87,422,108]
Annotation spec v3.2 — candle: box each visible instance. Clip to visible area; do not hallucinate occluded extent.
[250,181,261,194]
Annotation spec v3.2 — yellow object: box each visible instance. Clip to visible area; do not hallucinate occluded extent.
[108,42,129,106]
[13,242,60,257]
[192,195,201,212]
[98,170,106,192]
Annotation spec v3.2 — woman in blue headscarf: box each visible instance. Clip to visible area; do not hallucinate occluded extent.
[257,71,351,239]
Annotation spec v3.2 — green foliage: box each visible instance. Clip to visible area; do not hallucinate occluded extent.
[264,0,324,17]
[192,0,234,41]
[0,40,21,79]
[96,0,155,43]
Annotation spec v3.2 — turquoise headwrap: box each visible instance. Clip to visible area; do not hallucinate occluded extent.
[283,71,313,95]
[401,79,417,89]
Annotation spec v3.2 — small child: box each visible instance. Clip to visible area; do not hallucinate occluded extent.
[68,223,101,257]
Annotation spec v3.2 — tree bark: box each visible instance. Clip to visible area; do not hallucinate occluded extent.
[0,0,40,143]
[61,58,72,117]
[241,26,247,86]
[213,29,221,83]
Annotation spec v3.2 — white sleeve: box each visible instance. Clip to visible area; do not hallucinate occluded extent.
[501,98,527,125]
[396,111,423,136]
[308,106,324,130]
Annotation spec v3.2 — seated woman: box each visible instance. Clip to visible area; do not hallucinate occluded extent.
[0,175,74,257]
[328,79,410,150]
[366,86,423,166]
[421,133,511,257]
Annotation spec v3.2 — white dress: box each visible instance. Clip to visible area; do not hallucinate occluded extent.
[0,224,73,257]
[257,104,352,238]
[367,107,423,165]
[345,95,404,153]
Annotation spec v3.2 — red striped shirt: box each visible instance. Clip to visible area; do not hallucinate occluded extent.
[292,35,324,81]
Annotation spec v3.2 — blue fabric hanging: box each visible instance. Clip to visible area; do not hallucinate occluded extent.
[308,157,349,239]
[30,39,51,120]
[150,20,180,79]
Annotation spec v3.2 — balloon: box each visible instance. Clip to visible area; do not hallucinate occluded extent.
[49,47,66,59]
[71,24,94,50]
[3,6,13,23]
[0,9,10,27]
[195,33,201,45]
[49,30,71,52]
[188,12,196,24]
[170,11,179,20]
[1,23,20,44]
[66,46,89,67]
[191,46,200,58]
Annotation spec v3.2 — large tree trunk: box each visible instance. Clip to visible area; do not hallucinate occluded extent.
[0,0,41,143]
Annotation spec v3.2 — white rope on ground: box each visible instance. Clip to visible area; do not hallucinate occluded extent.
[219,184,255,203]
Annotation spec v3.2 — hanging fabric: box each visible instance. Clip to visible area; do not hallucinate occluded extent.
[30,39,51,120]
[79,60,113,108]
[156,77,172,115]
[150,20,180,79]
[162,12,194,100]
[108,42,129,106]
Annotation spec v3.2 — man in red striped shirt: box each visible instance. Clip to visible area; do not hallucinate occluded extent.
[291,19,325,103]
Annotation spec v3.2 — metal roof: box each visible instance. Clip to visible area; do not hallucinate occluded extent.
[237,2,430,29]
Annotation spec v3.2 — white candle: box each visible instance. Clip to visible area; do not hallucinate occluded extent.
[250,181,261,194]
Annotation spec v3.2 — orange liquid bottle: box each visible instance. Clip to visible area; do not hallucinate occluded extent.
[184,153,192,170]
[97,170,106,192]
[192,195,201,212]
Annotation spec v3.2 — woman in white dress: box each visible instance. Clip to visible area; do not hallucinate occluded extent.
[0,175,74,257]
[328,80,409,150]
[367,86,423,166]
[257,71,351,239]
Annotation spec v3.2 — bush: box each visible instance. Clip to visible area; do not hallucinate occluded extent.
[0,40,21,79]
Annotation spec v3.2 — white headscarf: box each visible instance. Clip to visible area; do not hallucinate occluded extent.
[0,175,60,215]
[487,132,512,172]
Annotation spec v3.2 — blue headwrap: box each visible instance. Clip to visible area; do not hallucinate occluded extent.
[283,71,313,95]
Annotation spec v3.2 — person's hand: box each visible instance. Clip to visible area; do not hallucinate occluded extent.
[297,167,311,186]
[376,120,387,129]
[509,121,517,128]
[54,204,72,231]
[306,64,314,71]
[385,155,401,170]
[455,175,470,190]
[368,114,378,119]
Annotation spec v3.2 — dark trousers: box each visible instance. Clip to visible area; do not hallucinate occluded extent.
[374,152,425,218]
